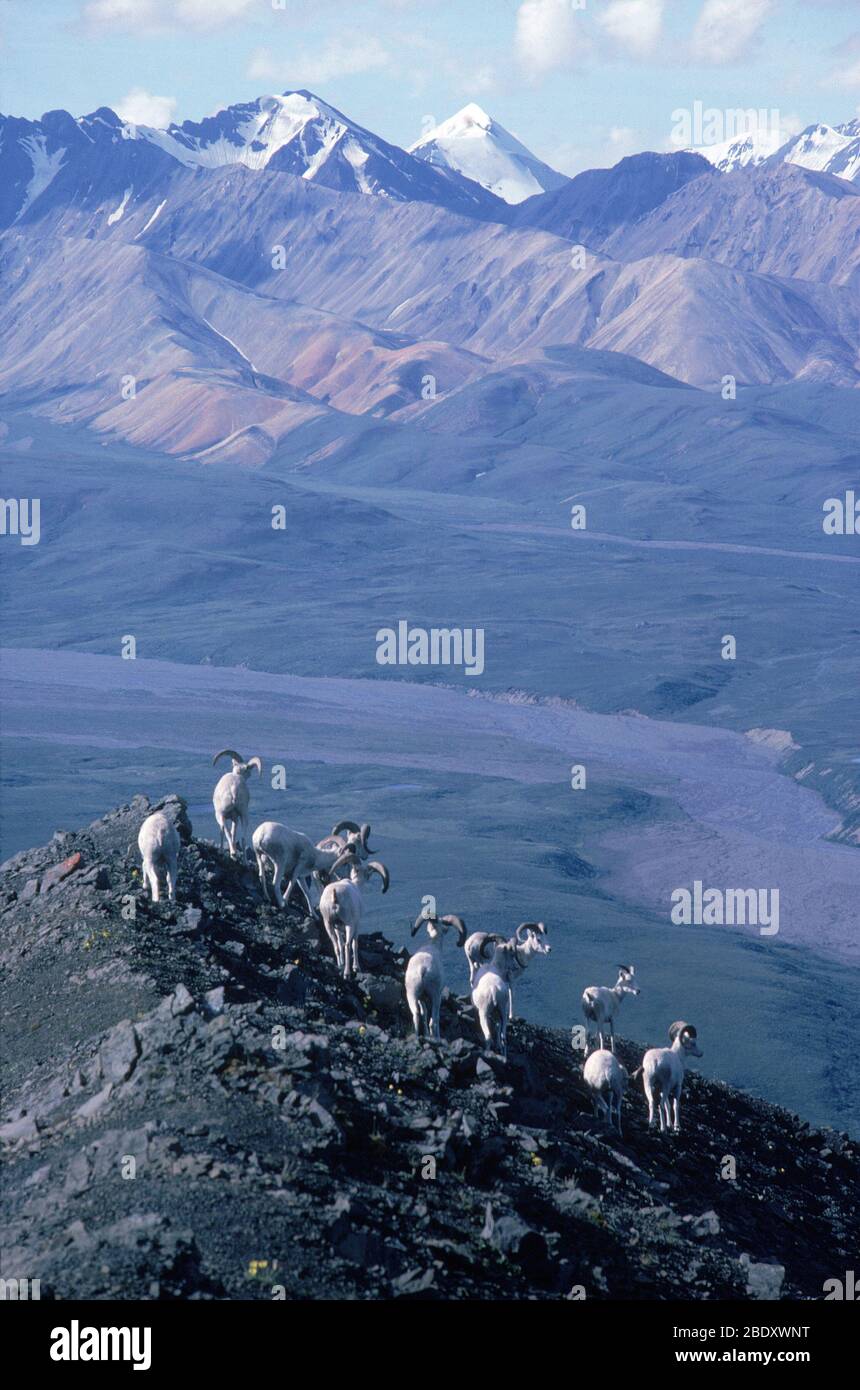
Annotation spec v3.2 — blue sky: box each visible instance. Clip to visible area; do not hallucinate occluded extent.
[1,0,858,173]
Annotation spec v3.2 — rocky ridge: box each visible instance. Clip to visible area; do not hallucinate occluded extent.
[1,797,857,1300]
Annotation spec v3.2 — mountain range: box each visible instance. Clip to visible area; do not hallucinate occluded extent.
[0,91,859,465]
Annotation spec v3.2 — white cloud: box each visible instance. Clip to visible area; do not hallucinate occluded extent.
[248,38,390,88]
[515,0,590,77]
[598,1,665,58]
[114,86,177,126]
[690,0,774,66]
[82,0,256,33]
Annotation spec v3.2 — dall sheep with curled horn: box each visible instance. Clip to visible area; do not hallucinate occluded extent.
[252,821,371,916]
[405,910,467,1040]
[318,843,390,979]
[212,750,263,861]
[470,934,515,1060]
[639,1021,703,1134]
[315,820,377,867]
[463,922,549,1019]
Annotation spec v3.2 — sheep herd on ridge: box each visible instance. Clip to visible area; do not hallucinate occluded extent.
[136,749,704,1138]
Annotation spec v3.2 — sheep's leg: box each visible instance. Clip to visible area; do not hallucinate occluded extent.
[498,1009,508,1061]
[672,1095,681,1133]
[295,876,316,918]
[644,1078,656,1127]
[477,1005,492,1049]
[408,995,422,1037]
[322,916,341,967]
[269,861,285,909]
[255,851,270,902]
[430,994,442,1041]
[166,860,177,902]
[508,988,515,1021]
[282,875,301,910]
[224,818,237,860]
[351,934,359,977]
[608,1020,615,1054]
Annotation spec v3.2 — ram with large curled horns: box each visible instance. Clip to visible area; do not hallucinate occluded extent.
[212,749,263,861]
[318,843,390,980]
[463,922,550,1019]
[252,819,378,915]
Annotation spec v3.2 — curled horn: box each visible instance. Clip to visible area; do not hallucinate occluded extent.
[669,1020,693,1041]
[360,823,377,852]
[332,819,360,836]
[367,861,390,894]
[412,909,436,937]
[515,921,544,942]
[213,748,244,766]
[618,963,635,975]
[245,756,263,777]
[329,848,356,876]
[440,914,467,946]
[479,933,505,961]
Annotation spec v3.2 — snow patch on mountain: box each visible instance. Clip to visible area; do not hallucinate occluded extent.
[17,135,66,220]
[692,119,860,183]
[409,103,566,204]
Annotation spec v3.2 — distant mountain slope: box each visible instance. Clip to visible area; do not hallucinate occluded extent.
[409,104,567,204]
[511,151,715,243]
[693,119,860,184]
[0,92,508,228]
[2,159,858,470]
[600,163,860,287]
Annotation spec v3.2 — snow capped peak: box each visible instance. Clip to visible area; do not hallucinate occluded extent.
[773,121,860,183]
[690,127,785,173]
[433,104,494,136]
[691,118,860,184]
[409,104,566,204]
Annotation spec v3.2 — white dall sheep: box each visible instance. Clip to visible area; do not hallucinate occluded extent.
[405,911,467,1039]
[583,1048,629,1135]
[318,845,390,979]
[138,811,180,903]
[252,821,374,916]
[470,935,519,1061]
[212,749,263,861]
[640,1022,703,1134]
[582,964,640,1054]
[464,922,549,1019]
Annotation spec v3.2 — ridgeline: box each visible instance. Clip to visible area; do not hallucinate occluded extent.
[1,797,857,1301]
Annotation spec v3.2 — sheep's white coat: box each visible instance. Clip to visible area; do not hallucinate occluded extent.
[138,811,180,903]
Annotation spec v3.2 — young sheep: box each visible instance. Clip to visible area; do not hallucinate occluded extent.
[463,923,549,1019]
[138,811,180,904]
[405,911,467,1039]
[581,964,640,1055]
[583,1049,629,1135]
[318,844,390,979]
[640,1022,703,1134]
[252,822,371,916]
[212,749,263,861]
